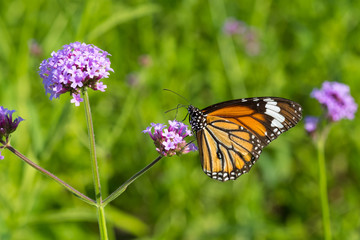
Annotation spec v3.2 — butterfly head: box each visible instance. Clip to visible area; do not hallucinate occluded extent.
[188,105,207,132]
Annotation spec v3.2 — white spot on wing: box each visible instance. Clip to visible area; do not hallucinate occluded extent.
[265,103,281,112]
[271,118,284,129]
[269,102,277,105]
[265,108,285,123]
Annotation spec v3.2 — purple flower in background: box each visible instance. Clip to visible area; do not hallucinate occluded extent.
[138,54,152,67]
[143,120,197,157]
[0,107,24,159]
[223,18,247,35]
[304,116,319,133]
[39,42,114,106]
[311,81,357,121]
[222,18,260,56]
[28,39,43,57]
[244,29,260,56]
[126,73,139,87]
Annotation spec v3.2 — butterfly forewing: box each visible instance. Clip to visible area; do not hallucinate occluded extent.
[189,97,302,182]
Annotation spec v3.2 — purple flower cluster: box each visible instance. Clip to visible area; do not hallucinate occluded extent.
[311,81,357,121]
[0,106,24,159]
[143,120,197,157]
[222,17,260,56]
[39,42,114,106]
[223,18,247,36]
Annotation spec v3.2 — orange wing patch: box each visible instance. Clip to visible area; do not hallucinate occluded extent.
[235,116,267,136]
[229,132,253,156]
[253,113,266,121]
[218,145,234,174]
[207,106,255,117]
[211,120,241,130]
[197,131,210,174]
[207,110,268,138]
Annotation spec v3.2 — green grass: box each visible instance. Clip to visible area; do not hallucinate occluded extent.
[1,0,360,239]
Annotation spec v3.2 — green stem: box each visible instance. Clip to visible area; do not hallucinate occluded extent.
[5,144,96,206]
[98,206,108,239]
[82,89,108,239]
[103,155,163,206]
[317,128,332,240]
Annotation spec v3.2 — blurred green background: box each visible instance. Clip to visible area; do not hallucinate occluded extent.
[1,0,360,239]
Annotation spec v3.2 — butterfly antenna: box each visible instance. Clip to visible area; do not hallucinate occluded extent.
[163,89,191,104]
[182,112,189,122]
[165,104,187,118]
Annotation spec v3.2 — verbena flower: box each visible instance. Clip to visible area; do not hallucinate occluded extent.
[304,116,319,134]
[243,28,260,56]
[223,18,247,35]
[39,42,114,106]
[143,120,198,157]
[0,106,24,159]
[311,81,357,121]
[138,54,152,67]
[223,18,260,56]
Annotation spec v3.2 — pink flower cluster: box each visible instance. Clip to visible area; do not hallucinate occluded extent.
[143,120,197,157]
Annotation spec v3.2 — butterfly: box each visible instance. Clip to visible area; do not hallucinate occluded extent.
[187,97,302,182]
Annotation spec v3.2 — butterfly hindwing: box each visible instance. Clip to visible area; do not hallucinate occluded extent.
[196,117,262,181]
[188,97,302,182]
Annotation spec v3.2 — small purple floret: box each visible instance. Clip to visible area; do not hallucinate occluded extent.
[304,116,319,133]
[70,93,84,107]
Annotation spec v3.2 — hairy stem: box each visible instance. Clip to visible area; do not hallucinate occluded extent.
[103,155,163,206]
[5,145,96,206]
[317,127,332,240]
[82,89,108,239]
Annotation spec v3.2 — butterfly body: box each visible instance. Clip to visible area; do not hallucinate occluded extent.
[188,97,302,182]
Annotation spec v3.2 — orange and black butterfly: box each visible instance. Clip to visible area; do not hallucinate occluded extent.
[187,97,302,182]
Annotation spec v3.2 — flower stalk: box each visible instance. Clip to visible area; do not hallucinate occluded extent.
[103,155,163,206]
[82,89,108,239]
[317,127,332,240]
[4,144,96,206]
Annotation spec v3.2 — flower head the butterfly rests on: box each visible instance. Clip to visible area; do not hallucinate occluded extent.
[143,120,197,157]
[0,106,24,159]
[39,42,114,106]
